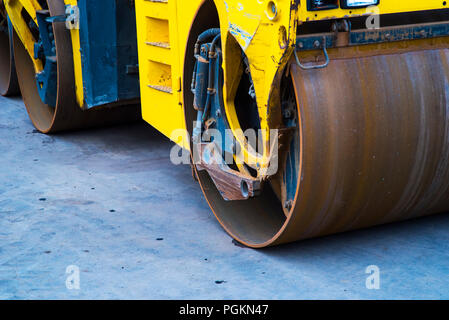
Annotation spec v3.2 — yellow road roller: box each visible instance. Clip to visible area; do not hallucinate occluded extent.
[2,0,449,247]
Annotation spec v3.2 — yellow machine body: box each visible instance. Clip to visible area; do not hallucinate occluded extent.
[133,0,449,171]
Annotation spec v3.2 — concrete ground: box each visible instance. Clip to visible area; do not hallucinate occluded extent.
[0,95,449,300]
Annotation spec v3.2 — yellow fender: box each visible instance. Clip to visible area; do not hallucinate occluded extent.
[4,0,43,72]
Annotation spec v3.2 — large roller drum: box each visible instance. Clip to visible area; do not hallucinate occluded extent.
[0,5,18,96]
[12,0,139,133]
[196,40,449,248]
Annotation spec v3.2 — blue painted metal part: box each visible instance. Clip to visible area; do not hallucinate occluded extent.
[207,46,235,158]
[280,78,299,208]
[77,0,140,109]
[283,122,299,207]
[192,36,234,157]
[35,10,57,107]
[192,45,210,112]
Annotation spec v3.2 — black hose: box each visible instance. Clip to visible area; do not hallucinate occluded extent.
[202,34,221,123]
[197,28,220,43]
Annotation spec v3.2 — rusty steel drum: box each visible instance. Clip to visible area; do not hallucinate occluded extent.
[196,39,449,247]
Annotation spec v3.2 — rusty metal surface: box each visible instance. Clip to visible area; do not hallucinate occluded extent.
[0,5,19,96]
[196,42,449,248]
[12,0,139,133]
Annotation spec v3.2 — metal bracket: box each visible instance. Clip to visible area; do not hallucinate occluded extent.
[296,21,449,52]
[294,37,329,70]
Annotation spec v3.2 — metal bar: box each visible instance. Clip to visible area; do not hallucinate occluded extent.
[296,21,449,51]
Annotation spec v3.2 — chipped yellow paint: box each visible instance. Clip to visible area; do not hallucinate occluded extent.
[220,0,296,175]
